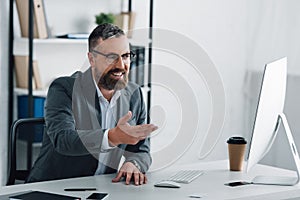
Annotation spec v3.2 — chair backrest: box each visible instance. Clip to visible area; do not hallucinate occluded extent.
[7,117,45,185]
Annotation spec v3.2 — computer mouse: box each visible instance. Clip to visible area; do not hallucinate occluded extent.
[154,180,181,188]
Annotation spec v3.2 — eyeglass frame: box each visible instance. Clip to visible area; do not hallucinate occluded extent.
[90,49,136,65]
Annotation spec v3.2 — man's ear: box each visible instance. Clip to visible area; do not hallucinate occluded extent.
[88,52,95,66]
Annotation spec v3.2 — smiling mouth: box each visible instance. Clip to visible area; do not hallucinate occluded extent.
[111,71,125,79]
[112,71,124,76]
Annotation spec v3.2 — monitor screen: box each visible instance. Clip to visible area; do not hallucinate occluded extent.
[246,57,287,172]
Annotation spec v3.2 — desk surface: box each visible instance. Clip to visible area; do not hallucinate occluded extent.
[1,160,300,200]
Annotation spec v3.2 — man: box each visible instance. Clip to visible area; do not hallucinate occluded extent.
[26,23,157,185]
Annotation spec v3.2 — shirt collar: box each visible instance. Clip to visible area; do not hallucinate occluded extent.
[93,79,121,106]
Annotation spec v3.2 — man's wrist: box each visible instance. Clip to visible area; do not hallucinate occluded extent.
[128,160,142,172]
[108,128,119,146]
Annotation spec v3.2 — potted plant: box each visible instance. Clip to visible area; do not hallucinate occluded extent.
[95,13,115,25]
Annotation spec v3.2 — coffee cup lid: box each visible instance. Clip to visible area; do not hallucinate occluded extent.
[227,136,247,144]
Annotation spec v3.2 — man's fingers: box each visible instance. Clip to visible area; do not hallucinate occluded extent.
[144,175,148,184]
[113,162,148,186]
[112,171,123,182]
[139,173,145,185]
[118,111,132,125]
[119,124,158,138]
[132,124,158,132]
[134,172,140,185]
[135,124,158,134]
[125,172,133,185]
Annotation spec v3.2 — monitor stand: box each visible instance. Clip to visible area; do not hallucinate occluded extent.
[252,113,300,186]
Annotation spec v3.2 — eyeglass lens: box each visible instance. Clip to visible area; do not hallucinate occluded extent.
[106,53,134,64]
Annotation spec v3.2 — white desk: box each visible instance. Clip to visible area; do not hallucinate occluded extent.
[1,160,300,200]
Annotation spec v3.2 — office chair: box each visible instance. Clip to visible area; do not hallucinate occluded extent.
[7,117,45,185]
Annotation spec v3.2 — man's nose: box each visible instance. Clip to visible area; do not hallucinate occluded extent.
[114,56,126,69]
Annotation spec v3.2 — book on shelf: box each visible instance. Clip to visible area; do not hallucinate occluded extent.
[33,60,43,89]
[114,12,136,38]
[9,191,81,200]
[14,55,43,89]
[16,0,49,39]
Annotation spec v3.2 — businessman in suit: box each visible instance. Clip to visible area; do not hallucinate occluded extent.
[26,23,157,185]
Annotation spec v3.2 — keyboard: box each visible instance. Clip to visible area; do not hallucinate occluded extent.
[166,170,204,183]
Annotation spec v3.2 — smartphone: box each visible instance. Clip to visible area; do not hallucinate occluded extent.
[86,193,109,200]
[224,181,251,187]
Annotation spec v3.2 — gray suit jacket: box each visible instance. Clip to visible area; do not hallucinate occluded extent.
[26,68,151,183]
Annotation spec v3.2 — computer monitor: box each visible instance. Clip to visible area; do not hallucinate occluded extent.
[246,57,300,186]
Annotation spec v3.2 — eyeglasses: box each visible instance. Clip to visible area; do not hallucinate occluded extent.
[91,49,135,65]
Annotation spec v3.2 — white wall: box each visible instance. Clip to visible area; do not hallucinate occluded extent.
[0,1,9,186]
[150,0,300,171]
[151,0,248,169]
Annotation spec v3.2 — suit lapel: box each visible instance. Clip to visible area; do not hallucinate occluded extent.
[94,92,102,126]
[72,68,101,130]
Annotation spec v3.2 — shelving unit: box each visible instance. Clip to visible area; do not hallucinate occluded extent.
[8,0,154,170]
[14,88,47,97]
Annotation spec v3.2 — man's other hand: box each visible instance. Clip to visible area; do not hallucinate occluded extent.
[112,162,147,186]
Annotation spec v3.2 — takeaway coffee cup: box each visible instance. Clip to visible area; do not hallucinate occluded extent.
[227,136,247,171]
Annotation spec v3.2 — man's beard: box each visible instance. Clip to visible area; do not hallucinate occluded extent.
[97,68,128,91]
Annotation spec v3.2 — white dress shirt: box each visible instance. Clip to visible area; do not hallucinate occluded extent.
[94,80,121,175]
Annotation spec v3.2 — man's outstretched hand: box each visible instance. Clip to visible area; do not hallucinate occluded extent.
[108,111,158,146]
